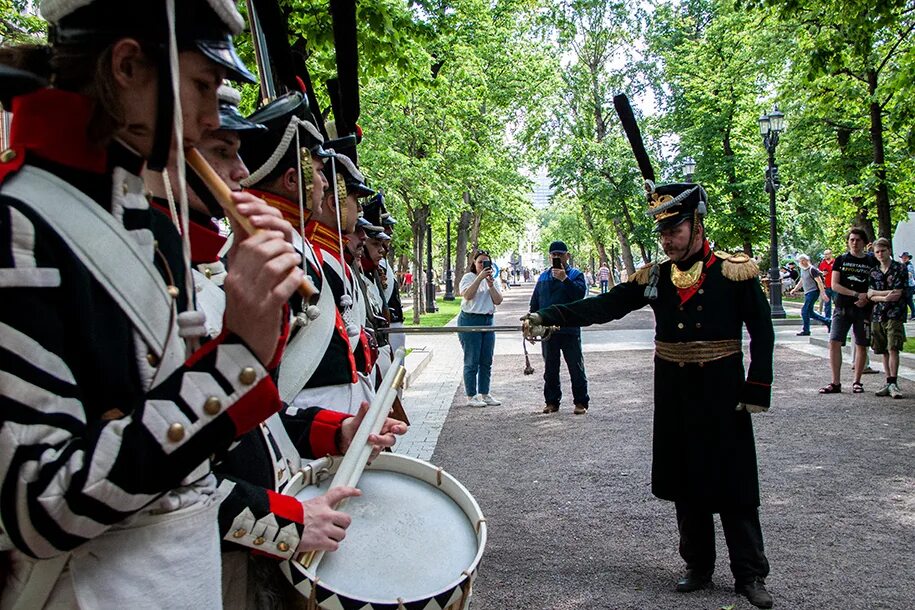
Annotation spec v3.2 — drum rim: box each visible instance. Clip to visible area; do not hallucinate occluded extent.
[283,452,488,606]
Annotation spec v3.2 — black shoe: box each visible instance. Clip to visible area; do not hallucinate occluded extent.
[676,569,713,592]
[735,577,773,608]
[796,331,810,336]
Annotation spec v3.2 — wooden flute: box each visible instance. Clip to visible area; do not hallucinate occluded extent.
[186,148,319,304]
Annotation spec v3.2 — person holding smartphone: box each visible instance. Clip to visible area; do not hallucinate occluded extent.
[459,249,504,407]
[529,241,590,414]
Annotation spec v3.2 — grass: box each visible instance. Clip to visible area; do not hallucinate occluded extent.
[903,337,915,354]
[404,297,462,327]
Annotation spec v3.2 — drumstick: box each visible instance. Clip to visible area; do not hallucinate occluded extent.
[297,348,407,570]
[186,148,319,305]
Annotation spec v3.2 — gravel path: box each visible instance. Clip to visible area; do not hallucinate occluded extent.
[431,346,915,609]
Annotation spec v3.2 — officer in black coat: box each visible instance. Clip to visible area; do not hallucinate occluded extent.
[522,96,775,610]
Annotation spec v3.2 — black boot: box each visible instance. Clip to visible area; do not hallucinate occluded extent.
[735,577,773,608]
[675,569,713,592]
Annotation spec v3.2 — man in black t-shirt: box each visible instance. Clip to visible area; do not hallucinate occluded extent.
[821,228,879,394]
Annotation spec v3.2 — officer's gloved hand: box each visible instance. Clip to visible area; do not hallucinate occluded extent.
[520,313,546,341]
[736,403,768,414]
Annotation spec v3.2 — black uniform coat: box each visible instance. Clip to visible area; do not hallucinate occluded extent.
[537,247,774,511]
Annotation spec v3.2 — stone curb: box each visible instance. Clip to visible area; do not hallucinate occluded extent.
[403,348,432,390]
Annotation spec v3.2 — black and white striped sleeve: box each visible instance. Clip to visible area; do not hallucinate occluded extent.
[0,200,283,559]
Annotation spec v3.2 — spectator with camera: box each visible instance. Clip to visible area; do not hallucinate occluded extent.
[530,241,590,414]
[459,249,504,407]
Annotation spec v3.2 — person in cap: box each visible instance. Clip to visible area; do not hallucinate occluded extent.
[523,95,775,609]
[295,147,377,414]
[528,240,590,414]
[358,205,398,383]
[367,190,405,353]
[145,86,405,607]
[0,0,311,606]
[237,92,363,415]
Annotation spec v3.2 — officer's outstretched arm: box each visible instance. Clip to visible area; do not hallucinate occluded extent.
[536,280,647,328]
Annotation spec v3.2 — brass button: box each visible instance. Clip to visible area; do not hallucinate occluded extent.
[166,285,180,298]
[167,423,186,442]
[239,367,257,385]
[122,182,129,195]
[146,352,160,367]
[695,322,702,328]
[203,396,222,415]
[277,468,284,479]
[677,322,684,329]
[0,149,16,163]
[696,305,703,311]
[678,362,685,367]
[204,267,213,279]
[698,288,704,295]
[698,362,704,367]
[253,536,265,546]
[233,528,247,539]
[277,541,290,553]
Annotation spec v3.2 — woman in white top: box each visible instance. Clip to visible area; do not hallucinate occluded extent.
[459,249,504,407]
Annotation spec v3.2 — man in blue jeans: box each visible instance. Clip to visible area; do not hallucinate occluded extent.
[790,254,830,335]
[529,241,590,414]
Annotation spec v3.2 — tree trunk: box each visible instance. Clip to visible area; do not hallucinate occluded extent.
[612,218,636,275]
[469,212,482,256]
[580,203,610,268]
[868,69,892,242]
[638,242,650,263]
[409,205,430,324]
[455,209,472,288]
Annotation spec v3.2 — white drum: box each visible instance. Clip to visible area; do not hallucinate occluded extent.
[279,452,487,610]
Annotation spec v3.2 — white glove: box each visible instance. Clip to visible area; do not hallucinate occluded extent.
[521,313,547,340]
[736,403,768,414]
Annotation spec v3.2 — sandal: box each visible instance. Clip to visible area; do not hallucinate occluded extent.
[853,382,864,393]
[819,383,842,394]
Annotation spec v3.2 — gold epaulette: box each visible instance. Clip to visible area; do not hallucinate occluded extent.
[716,251,759,281]
[629,262,655,285]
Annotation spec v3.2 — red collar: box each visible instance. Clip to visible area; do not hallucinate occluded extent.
[246,187,311,226]
[150,199,226,264]
[305,220,344,255]
[8,89,110,175]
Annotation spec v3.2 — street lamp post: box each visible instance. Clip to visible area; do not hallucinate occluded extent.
[425,223,437,312]
[759,107,786,319]
[682,156,696,183]
[444,217,455,300]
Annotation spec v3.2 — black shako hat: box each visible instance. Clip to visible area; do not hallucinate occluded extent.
[239,92,329,188]
[360,196,385,231]
[324,147,375,198]
[613,93,707,232]
[216,85,263,133]
[367,190,397,226]
[647,182,708,232]
[44,0,255,84]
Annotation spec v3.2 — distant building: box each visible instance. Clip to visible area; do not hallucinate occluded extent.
[893,212,915,258]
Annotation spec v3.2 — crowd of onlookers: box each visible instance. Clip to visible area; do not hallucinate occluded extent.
[787,230,914,399]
